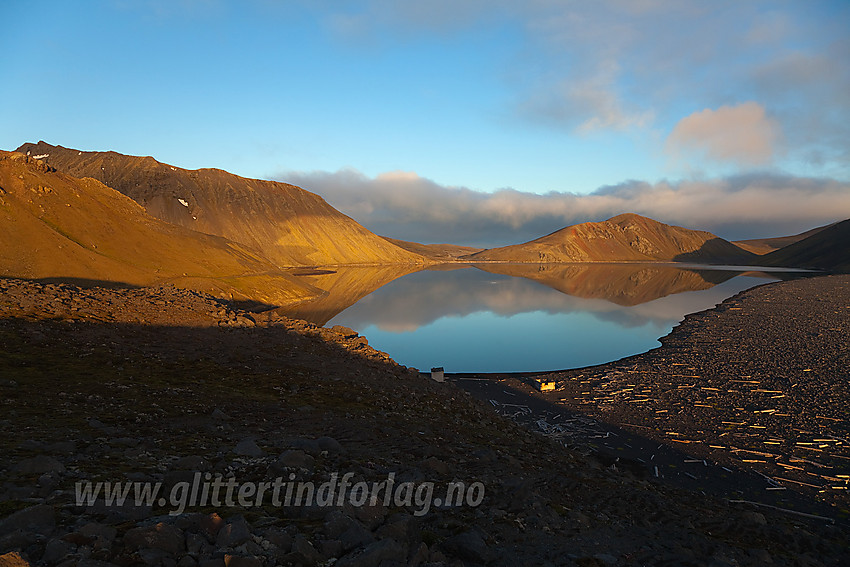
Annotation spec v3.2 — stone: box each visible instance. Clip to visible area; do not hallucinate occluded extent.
[741,511,767,526]
[440,530,495,564]
[0,504,55,536]
[316,436,343,454]
[233,439,263,458]
[335,538,405,567]
[12,455,66,475]
[210,409,231,421]
[420,457,449,476]
[289,438,320,454]
[216,516,251,548]
[291,534,322,564]
[330,325,358,338]
[338,524,375,552]
[42,538,75,564]
[199,512,226,541]
[0,552,30,567]
[275,450,314,470]
[123,522,185,555]
[223,556,262,567]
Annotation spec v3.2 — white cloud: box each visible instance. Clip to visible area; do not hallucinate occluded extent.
[665,102,782,166]
[280,167,850,246]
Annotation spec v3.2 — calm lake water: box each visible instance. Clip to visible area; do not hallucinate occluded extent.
[279,264,800,373]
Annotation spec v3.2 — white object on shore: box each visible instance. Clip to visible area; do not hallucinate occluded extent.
[534,378,557,391]
[430,367,444,382]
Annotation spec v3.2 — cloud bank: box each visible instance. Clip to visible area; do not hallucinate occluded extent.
[279,168,850,247]
[666,102,782,166]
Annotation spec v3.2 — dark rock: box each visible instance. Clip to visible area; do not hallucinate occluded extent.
[216,516,251,548]
[440,530,495,564]
[316,436,343,454]
[261,526,292,552]
[233,439,263,458]
[291,534,322,564]
[275,450,314,470]
[323,511,360,539]
[338,524,376,553]
[199,513,226,541]
[210,409,231,421]
[222,555,262,567]
[84,499,152,523]
[0,504,55,537]
[420,457,449,476]
[42,538,75,564]
[289,438,320,454]
[12,455,65,475]
[335,538,406,567]
[123,522,185,555]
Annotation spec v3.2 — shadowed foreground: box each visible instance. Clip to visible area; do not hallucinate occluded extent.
[0,278,847,566]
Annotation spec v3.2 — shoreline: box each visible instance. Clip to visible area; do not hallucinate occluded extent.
[453,274,850,518]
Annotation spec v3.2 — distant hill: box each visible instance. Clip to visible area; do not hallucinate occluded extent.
[0,151,321,306]
[381,237,483,261]
[17,141,425,268]
[465,213,755,264]
[759,219,850,272]
[734,223,835,255]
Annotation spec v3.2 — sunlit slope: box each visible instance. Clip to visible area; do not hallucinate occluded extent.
[466,213,755,264]
[0,151,320,305]
[18,142,426,268]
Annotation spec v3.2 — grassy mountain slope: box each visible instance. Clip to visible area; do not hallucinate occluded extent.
[17,142,425,268]
[465,213,755,264]
[0,151,320,305]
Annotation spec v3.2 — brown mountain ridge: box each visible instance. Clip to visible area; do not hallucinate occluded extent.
[0,151,321,305]
[465,213,756,264]
[17,141,426,268]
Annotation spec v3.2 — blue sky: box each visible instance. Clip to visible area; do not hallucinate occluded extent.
[2,1,849,244]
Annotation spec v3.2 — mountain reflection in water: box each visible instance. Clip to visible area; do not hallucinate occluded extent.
[275,264,800,373]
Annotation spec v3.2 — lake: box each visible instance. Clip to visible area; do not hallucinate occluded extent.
[277,263,803,373]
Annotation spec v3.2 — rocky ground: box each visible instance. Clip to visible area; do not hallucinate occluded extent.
[1,277,848,566]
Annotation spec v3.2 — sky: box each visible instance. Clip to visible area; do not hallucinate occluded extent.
[2,0,849,245]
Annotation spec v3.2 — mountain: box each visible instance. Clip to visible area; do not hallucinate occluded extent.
[759,218,850,272]
[0,151,320,306]
[733,223,836,255]
[465,213,755,264]
[381,236,483,261]
[16,142,425,268]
